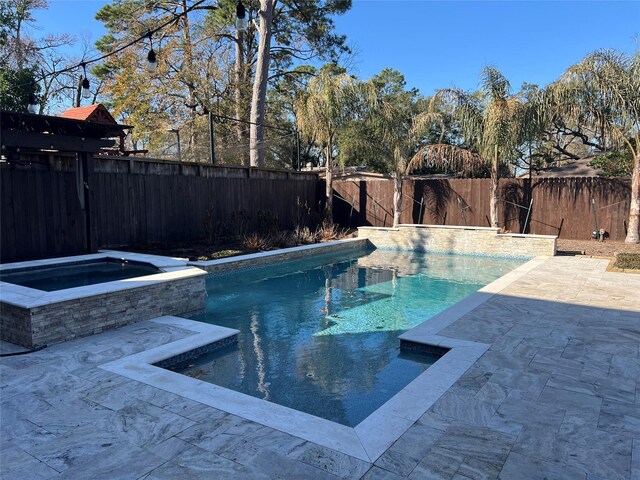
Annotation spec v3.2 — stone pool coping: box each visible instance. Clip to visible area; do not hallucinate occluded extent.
[100,255,549,464]
[189,237,369,273]
[0,250,206,309]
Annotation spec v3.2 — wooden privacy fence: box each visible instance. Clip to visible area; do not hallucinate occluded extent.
[1,156,319,263]
[332,177,632,241]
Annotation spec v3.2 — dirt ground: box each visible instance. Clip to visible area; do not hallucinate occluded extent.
[556,238,640,257]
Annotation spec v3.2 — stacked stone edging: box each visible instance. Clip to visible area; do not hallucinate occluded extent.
[1,275,205,348]
[358,225,556,257]
[190,238,370,274]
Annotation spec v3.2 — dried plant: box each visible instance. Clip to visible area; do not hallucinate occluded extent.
[203,204,227,245]
[315,221,347,242]
[241,233,271,251]
[231,210,250,240]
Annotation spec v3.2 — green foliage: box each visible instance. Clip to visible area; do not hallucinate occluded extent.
[338,68,426,173]
[589,149,634,177]
[614,253,640,270]
[265,64,316,169]
[94,0,353,163]
[296,65,373,166]
[0,64,39,112]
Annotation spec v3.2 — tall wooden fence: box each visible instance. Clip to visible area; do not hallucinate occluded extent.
[2,160,633,263]
[333,177,632,241]
[1,156,319,263]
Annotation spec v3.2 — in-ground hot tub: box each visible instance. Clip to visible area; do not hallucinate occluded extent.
[1,258,163,292]
[0,251,207,348]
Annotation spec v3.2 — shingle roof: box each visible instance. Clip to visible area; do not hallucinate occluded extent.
[60,104,118,125]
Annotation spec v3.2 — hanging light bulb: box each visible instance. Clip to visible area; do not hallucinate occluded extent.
[82,77,91,99]
[81,63,91,99]
[235,1,248,32]
[27,93,38,114]
[146,32,158,73]
[147,48,157,73]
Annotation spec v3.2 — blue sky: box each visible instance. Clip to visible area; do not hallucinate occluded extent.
[34,0,640,96]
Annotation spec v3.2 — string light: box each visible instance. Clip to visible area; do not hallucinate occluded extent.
[27,93,38,114]
[147,49,157,73]
[146,33,157,73]
[235,1,248,32]
[22,0,249,110]
[81,63,91,99]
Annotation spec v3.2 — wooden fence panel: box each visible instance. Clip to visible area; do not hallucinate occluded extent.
[1,167,87,262]
[333,177,632,241]
[2,159,632,264]
[1,161,319,262]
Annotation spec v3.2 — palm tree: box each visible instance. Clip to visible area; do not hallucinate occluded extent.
[409,67,525,227]
[296,68,375,223]
[548,50,639,243]
[377,105,444,227]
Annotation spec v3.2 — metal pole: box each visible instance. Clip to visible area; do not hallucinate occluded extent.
[175,130,181,162]
[592,198,599,239]
[208,111,215,165]
[296,130,301,170]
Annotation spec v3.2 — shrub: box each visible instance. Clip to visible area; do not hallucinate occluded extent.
[256,209,279,235]
[614,253,640,270]
[270,231,297,249]
[241,233,272,251]
[589,146,634,177]
[203,205,227,245]
[293,226,318,244]
[292,196,312,230]
[315,221,347,242]
[231,210,250,239]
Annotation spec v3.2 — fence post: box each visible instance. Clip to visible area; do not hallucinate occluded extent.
[208,111,216,165]
[81,153,94,253]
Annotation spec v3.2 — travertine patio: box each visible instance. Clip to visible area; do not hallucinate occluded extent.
[1,255,639,479]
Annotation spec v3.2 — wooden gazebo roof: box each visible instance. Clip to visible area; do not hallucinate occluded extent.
[0,109,131,154]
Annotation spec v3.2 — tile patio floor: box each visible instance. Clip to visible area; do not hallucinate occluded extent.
[1,256,639,479]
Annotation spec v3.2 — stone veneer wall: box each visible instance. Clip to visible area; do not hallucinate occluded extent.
[1,275,206,348]
[358,225,557,257]
[191,238,370,274]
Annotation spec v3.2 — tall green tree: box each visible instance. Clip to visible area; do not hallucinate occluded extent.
[548,50,639,243]
[410,67,526,227]
[0,63,39,111]
[95,0,351,164]
[0,0,76,114]
[383,107,444,227]
[246,0,352,167]
[338,68,423,173]
[296,66,375,222]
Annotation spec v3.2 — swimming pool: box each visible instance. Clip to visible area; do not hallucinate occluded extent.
[172,249,524,426]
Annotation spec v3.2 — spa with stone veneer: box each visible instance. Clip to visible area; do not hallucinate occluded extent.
[0,251,207,348]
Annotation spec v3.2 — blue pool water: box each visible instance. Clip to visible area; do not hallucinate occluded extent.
[181,249,524,427]
[0,259,161,292]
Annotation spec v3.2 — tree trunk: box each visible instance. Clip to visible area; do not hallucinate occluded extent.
[235,30,248,166]
[490,144,500,227]
[249,0,274,168]
[625,153,640,243]
[324,141,333,224]
[393,172,402,227]
[181,0,197,159]
[15,16,24,70]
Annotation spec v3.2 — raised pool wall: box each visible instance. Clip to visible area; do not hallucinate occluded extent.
[358,225,557,257]
[0,252,207,348]
[189,238,370,273]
